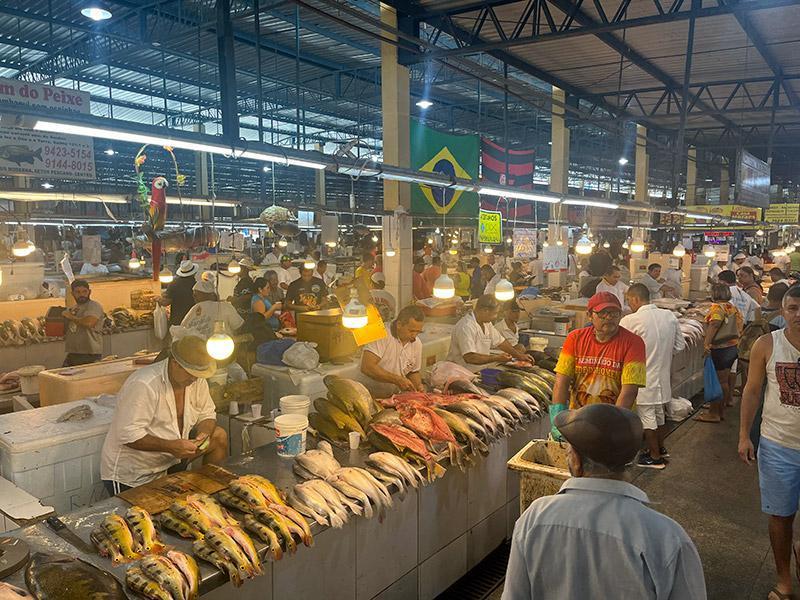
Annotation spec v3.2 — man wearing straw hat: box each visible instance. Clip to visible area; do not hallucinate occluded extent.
[100,334,227,495]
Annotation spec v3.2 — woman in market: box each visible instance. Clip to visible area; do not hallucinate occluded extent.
[251,275,283,330]
[737,265,764,304]
[697,283,744,423]
[453,260,472,301]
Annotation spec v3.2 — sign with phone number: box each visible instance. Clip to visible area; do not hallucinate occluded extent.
[0,127,95,180]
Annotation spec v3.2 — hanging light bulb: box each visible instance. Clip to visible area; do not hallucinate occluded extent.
[11,227,34,258]
[371,234,379,243]
[325,240,337,248]
[672,242,686,258]
[206,320,235,360]
[342,288,368,329]
[556,239,564,247]
[494,278,515,302]
[622,238,629,249]
[543,240,549,248]
[227,259,241,274]
[303,256,316,270]
[433,273,455,299]
[630,238,646,253]
[703,246,717,258]
[435,227,440,234]
[385,246,396,257]
[483,245,494,254]
[575,235,593,255]
[277,237,288,248]
[603,241,610,249]
[506,236,513,244]
[756,229,765,237]
[128,251,141,270]
[158,267,174,284]
[448,247,458,255]
[427,237,434,245]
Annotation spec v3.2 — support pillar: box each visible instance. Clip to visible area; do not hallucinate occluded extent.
[380,3,412,307]
[635,124,648,203]
[216,0,239,141]
[550,87,569,196]
[720,159,730,202]
[314,142,326,226]
[686,146,697,206]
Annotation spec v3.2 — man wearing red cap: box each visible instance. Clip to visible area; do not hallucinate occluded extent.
[550,291,647,439]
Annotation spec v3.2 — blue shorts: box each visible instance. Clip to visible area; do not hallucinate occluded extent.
[758,437,800,517]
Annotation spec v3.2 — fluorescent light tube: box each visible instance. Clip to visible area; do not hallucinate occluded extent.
[478,187,560,203]
[562,199,620,209]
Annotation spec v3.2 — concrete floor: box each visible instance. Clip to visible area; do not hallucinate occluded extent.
[486,408,781,600]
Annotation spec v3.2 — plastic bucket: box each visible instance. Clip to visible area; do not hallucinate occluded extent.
[274,414,308,457]
[279,394,311,417]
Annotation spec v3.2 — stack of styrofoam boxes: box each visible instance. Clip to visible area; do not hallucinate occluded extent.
[0,399,115,532]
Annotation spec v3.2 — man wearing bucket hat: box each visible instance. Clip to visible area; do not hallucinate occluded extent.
[100,334,227,494]
[181,275,243,340]
[158,259,199,327]
[502,404,706,600]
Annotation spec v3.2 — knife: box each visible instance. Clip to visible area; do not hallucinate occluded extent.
[45,516,95,554]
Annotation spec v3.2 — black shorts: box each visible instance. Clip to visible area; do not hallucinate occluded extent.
[711,345,738,371]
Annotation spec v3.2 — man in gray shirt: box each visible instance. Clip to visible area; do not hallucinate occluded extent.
[503,404,706,600]
[62,279,105,366]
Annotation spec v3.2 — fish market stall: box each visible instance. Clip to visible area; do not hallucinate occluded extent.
[0,370,550,600]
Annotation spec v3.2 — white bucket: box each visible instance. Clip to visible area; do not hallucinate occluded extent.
[279,394,311,417]
[18,365,44,395]
[274,414,308,457]
[529,337,548,352]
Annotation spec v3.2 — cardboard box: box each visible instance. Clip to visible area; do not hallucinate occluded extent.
[297,309,358,363]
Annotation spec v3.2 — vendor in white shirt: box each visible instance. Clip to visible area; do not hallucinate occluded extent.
[639,264,667,300]
[595,265,629,310]
[360,306,425,398]
[447,294,529,372]
[276,255,300,291]
[80,260,109,275]
[732,253,747,272]
[620,283,686,468]
[719,269,760,323]
[495,300,527,354]
[100,334,227,494]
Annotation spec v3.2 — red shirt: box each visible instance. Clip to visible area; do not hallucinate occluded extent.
[413,271,432,300]
[555,326,646,409]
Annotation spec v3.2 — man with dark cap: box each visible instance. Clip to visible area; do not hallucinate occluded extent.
[503,404,706,600]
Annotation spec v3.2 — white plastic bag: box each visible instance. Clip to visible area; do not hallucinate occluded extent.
[665,397,693,421]
[153,304,168,340]
[282,341,319,370]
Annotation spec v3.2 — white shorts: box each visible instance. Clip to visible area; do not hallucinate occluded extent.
[637,403,666,431]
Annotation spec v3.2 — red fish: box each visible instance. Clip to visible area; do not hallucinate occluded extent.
[379,391,484,409]
[368,423,446,481]
[397,404,456,444]
[149,176,168,232]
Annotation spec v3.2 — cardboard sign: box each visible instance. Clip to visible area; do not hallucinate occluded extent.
[478,209,503,244]
[542,246,568,272]
[765,203,800,224]
[513,228,538,258]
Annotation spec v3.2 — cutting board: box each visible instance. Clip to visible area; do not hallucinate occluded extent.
[118,465,236,514]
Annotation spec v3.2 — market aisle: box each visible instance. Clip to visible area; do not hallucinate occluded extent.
[483,409,777,600]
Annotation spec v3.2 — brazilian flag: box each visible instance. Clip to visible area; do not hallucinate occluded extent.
[410,120,479,216]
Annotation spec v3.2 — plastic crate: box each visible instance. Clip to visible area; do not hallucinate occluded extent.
[507,439,570,514]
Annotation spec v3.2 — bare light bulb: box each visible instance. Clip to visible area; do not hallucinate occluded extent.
[158,268,174,284]
[494,278,515,302]
[128,252,141,270]
[483,245,494,254]
[303,257,316,270]
[227,259,241,274]
[206,321,234,360]
[672,243,686,258]
[575,235,593,255]
[342,289,368,329]
[277,237,288,248]
[385,246,396,257]
[433,273,455,299]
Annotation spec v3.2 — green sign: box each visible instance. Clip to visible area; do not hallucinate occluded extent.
[478,210,503,244]
[410,120,479,217]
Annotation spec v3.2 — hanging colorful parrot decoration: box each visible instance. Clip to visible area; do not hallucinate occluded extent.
[149,176,168,232]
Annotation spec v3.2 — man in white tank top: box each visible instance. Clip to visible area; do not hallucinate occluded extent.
[740,286,800,599]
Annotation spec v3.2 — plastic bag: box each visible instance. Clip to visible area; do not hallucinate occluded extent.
[704,356,723,403]
[256,339,295,365]
[153,304,168,340]
[282,341,320,370]
[666,397,693,421]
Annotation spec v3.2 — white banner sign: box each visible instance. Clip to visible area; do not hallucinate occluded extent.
[0,78,95,180]
[512,228,538,259]
[542,246,568,272]
[0,127,95,179]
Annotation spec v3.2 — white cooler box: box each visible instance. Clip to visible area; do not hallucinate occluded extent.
[251,361,362,410]
[0,398,115,515]
[418,323,453,368]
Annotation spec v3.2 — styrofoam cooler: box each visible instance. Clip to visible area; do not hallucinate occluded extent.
[418,324,453,367]
[0,399,115,514]
[251,361,362,410]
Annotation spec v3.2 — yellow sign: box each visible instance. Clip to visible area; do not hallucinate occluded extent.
[765,203,800,224]
[478,209,503,244]
[685,204,761,223]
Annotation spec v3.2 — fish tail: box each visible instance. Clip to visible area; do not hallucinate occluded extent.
[150,541,166,554]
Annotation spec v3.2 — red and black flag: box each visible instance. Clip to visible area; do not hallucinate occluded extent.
[480,138,538,219]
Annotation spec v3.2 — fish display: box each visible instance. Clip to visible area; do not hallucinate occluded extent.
[139,556,190,600]
[158,511,203,540]
[127,506,165,554]
[97,513,142,561]
[368,423,446,482]
[291,479,349,528]
[125,550,199,600]
[293,440,341,480]
[203,527,261,579]
[25,553,126,600]
[323,376,377,426]
[126,567,172,600]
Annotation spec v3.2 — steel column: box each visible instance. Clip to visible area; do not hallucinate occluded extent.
[216,0,239,141]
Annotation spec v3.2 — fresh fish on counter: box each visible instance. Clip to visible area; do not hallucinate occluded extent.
[159,510,204,540]
[242,514,284,561]
[293,440,341,480]
[90,528,125,564]
[291,481,347,528]
[239,474,285,506]
[185,494,238,528]
[324,375,377,425]
[368,423,446,482]
[102,514,141,560]
[265,502,313,546]
[126,506,165,554]
[215,488,253,514]
[308,412,351,446]
[445,378,487,396]
[300,479,350,524]
[25,553,127,600]
[314,398,366,437]
[171,500,214,534]
[165,550,200,600]
[365,452,426,488]
[428,360,481,391]
[222,525,263,576]
[192,540,243,589]
[366,467,407,500]
[126,566,172,600]
[327,466,393,519]
[329,474,378,516]
[495,388,539,419]
[0,582,31,599]
[229,479,271,511]
[203,527,259,579]
[55,404,93,423]
[431,408,489,457]
[444,401,496,437]
[497,370,552,405]
[483,395,524,423]
[139,555,190,600]
[252,507,297,555]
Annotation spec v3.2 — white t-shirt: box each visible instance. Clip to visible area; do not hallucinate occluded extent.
[277,266,300,288]
[181,301,244,338]
[495,318,520,347]
[595,279,629,309]
[447,312,506,372]
[729,285,759,323]
[640,274,663,300]
[80,263,109,275]
[361,328,422,398]
[261,252,280,266]
[100,360,217,487]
